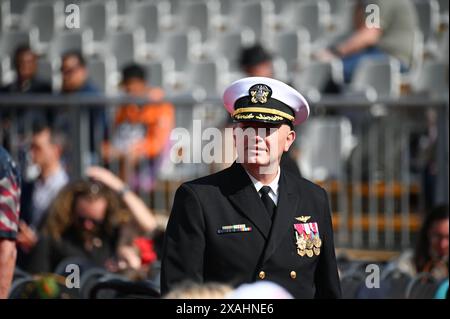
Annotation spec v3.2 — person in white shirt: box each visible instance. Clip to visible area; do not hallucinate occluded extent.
[18,123,68,256]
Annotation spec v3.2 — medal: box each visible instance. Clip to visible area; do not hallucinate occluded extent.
[313,247,321,256]
[295,221,321,258]
[313,236,322,248]
[306,238,313,250]
[296,236,306,250]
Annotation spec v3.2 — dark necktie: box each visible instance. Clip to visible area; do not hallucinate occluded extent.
[260,186,276,220]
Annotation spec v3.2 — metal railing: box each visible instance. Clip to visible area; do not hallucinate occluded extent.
[1,92,448,251]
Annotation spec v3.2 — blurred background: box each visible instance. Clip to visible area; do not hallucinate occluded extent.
[0,0,448,299]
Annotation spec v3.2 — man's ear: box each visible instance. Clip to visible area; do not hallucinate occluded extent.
[284,129,296,152]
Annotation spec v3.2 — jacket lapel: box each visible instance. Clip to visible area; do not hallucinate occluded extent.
[226,162,272,239]
[262,170,300,263]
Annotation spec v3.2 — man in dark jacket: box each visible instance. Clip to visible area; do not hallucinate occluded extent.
[161,77,341,298]
[0,45,51,94]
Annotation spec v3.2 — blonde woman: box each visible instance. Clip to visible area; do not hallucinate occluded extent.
[27,167,157,275]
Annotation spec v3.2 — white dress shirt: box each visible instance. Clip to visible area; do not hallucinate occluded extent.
[31,166,68,228]
[245,166,280,206]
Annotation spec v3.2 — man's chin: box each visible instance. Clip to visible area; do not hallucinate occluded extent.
[243,158,279,170]
[242,156,270,166]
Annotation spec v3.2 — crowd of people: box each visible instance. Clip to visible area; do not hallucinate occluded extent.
[0,0,448,299]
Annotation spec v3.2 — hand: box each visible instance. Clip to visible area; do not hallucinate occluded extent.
[85,166,125,192]
[101,143,123,162]
[117,245,142,270]
[17,221,38,252]
[147,87,165,102]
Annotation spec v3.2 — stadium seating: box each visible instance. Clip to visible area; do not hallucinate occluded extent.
[0,0,447,97]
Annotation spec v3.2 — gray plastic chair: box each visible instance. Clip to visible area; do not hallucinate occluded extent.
[438,0,449,13]
[273,29,311,70]
[22,1,60,44]
[9,0,30,15]
[128,2,164,44]
[0,0,7,32]
[0,29,35,61]
[187,60,222,96]
[438,27,449,65]
[413,60,449,96]
[273,0,292,14]
[115,0,132,15]
[36,57,53,85]
[0,59,7,85]
[106,29,145,69]
[49,29,93,59]
[87,58,108,93]
[413,0,440,43]
[160,30,201,72]
[283,0,330,46]
[212,30,245,71]
[233,1,271,41]
[217,0,236,16]
[297,117,355,181]
[351,57,401,99]
[81,0,116,42]
[167,0,181,15]
[87,56,117,94]
[178,1,218,42]
[141,60,166,88]
[294,61,334,95]
[325,0,355,35]
[2,0,30,28]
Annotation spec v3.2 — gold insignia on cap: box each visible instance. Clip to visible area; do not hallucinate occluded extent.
[249,84,271,104]
[255,114,284,121]
[295,216,311,223]
[235,113,255,120]
[233,107,294,122]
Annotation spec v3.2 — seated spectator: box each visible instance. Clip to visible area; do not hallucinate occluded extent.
[27,167,157,276]
[0,146,21,298]
[239,43,275,79]
[394,205,449,280]
[86,166,158,279]
[18,123,69,259]
[58,51,108,161]
[0,45,51,94]
[316,0,418,82]
[60,51,98,95]
[103,64,174,192]
[0,45,52,146]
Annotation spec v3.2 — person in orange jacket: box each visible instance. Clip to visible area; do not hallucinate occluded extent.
[103,64,174,191]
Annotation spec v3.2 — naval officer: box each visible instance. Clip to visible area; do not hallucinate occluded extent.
[161,77,341,298]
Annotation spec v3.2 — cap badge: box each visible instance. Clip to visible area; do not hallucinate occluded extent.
[249,84,271,104]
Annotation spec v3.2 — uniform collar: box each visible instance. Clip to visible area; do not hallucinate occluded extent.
[245,166,280,197]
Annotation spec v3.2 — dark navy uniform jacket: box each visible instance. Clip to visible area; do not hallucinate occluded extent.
[161,162,341,298]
